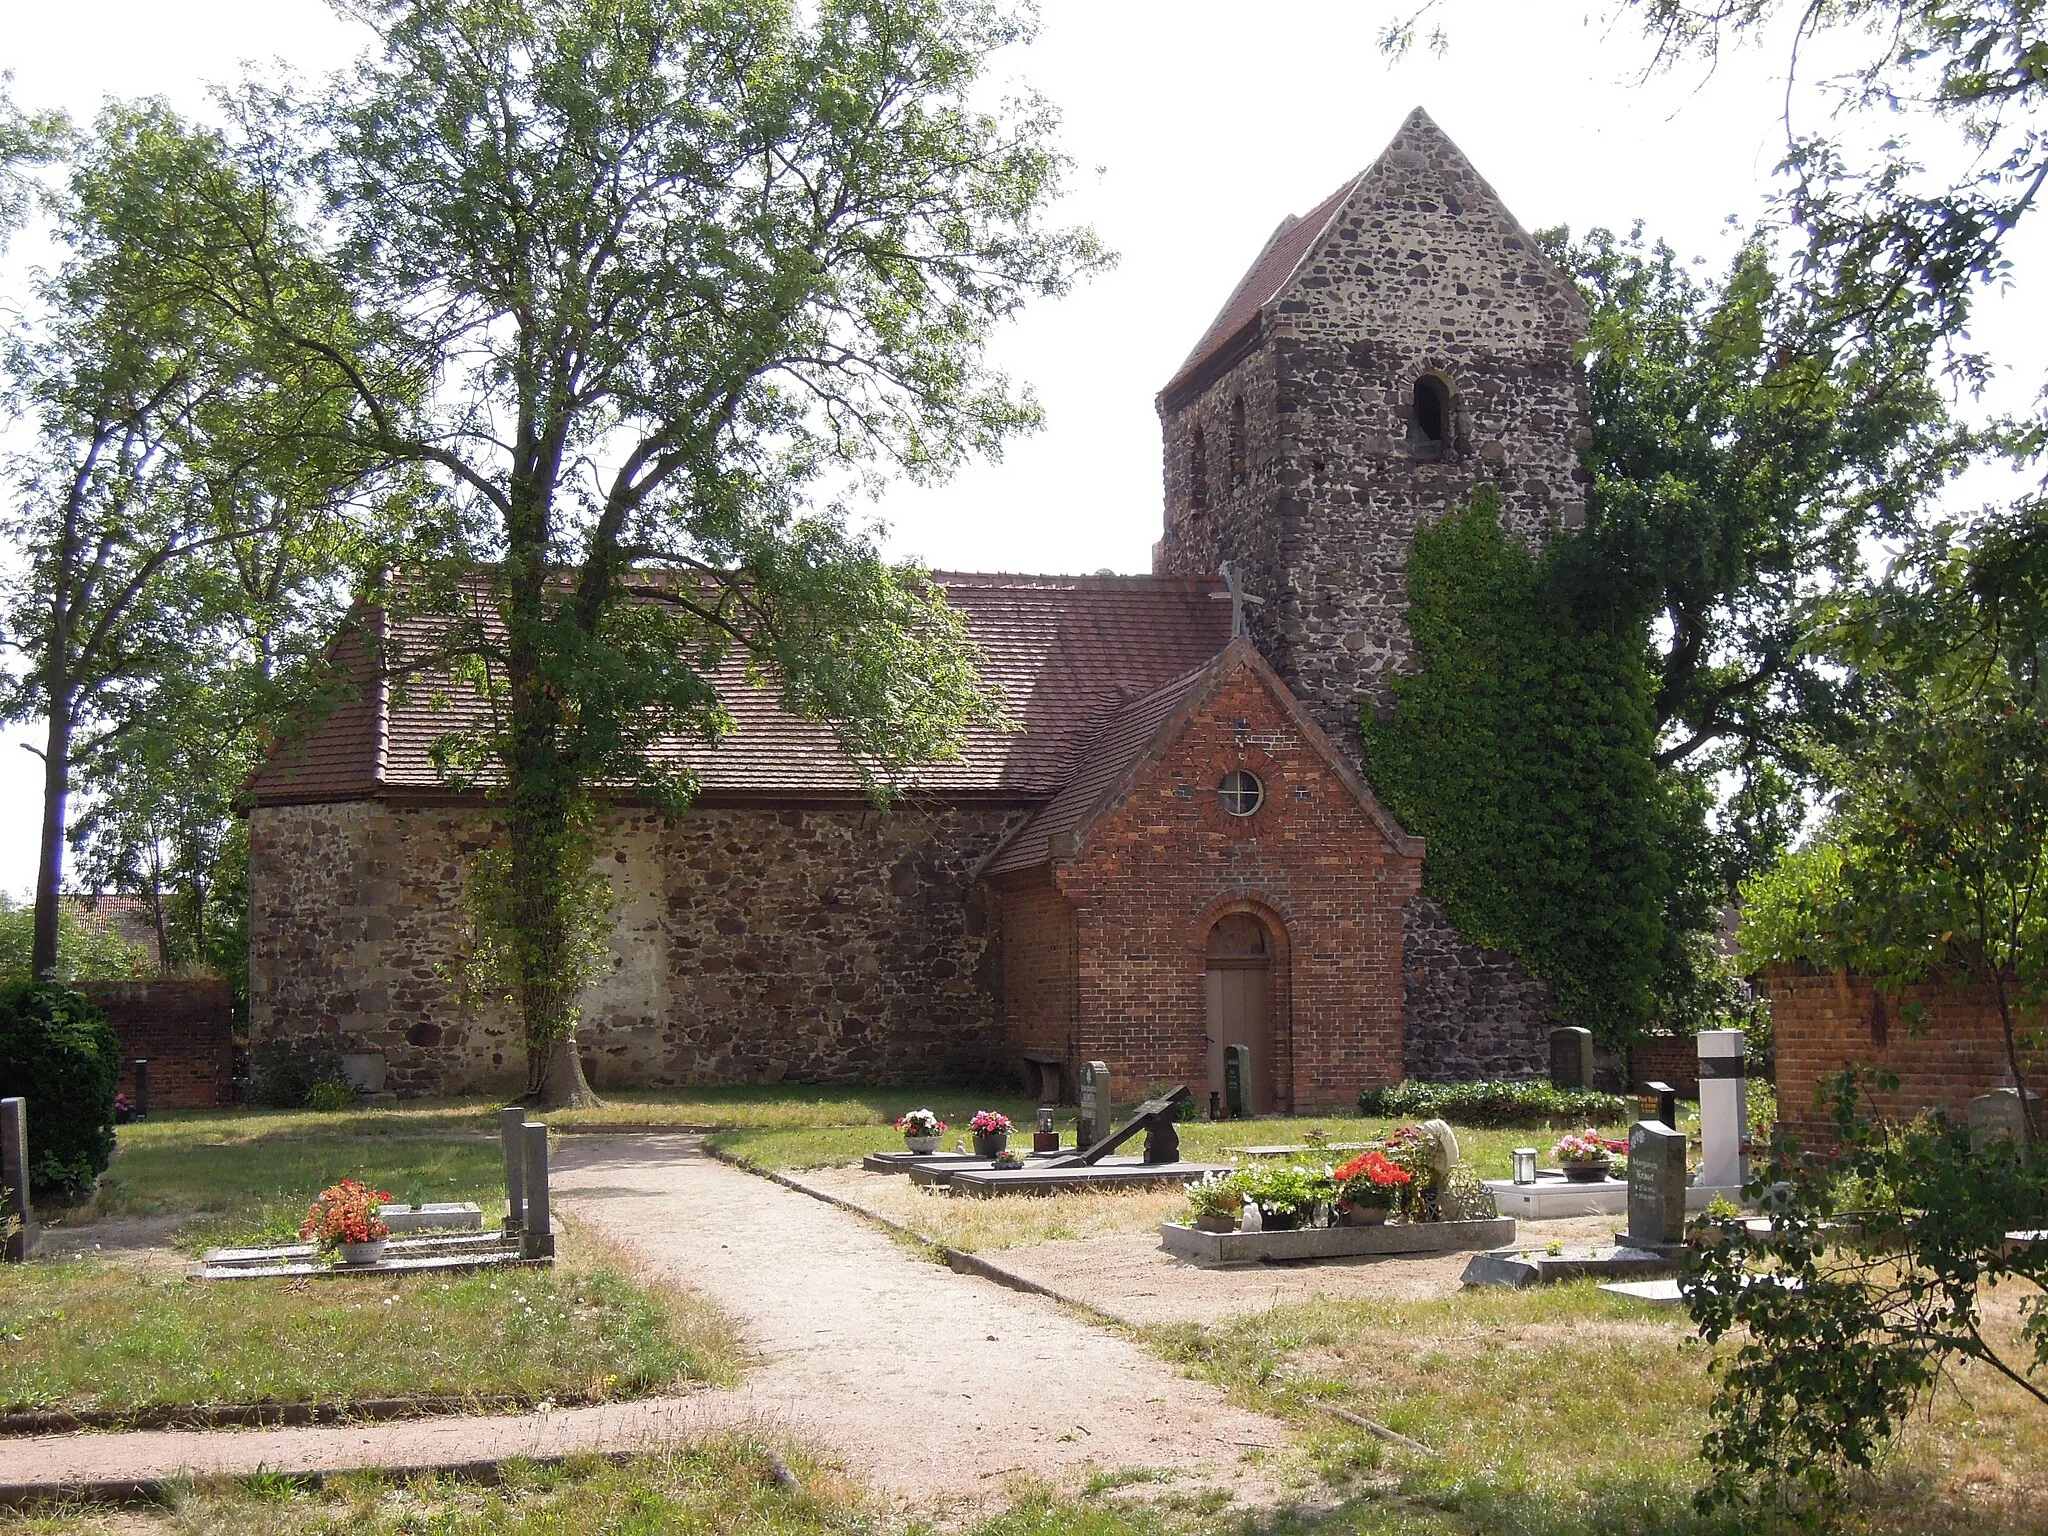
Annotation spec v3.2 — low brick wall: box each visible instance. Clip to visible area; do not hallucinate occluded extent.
[79,980,237,1110]
[1626,1033,1699,1100]
[1765,967,2044,1145]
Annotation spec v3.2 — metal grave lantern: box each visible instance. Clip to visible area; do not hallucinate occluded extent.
[1512,1146,1538,1186]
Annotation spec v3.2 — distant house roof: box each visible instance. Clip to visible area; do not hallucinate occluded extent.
[982,638,1423,878]
[61,894,162,967]
[247,572,1235,806]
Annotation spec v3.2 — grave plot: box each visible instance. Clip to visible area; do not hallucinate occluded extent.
[918,1087,1231,1197]
[1464,1118,1690,1288]
[197,1108,557,1281]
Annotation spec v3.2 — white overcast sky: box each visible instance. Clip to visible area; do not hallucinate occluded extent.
[2,0,2042,895]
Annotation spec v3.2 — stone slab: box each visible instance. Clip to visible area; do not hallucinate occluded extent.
[936,1160,1231,1197]
[1599,1278,1685,1304]
[1483,1175,1628,1219]
[378,1202,483,1233]
[861,1150,1063,1175]
[1461,1242,1682,1289]
[202,1231,510,1266]
[1160,1216,1515,1265]
[197,1250,547,1281]
[1233,1142,1375,1159]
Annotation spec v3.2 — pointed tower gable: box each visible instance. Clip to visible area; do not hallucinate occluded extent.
[1154,107,1589,748]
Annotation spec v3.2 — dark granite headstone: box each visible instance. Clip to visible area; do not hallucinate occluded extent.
[520,1120,554,1260]
[131,1060,150,1121]
[1626,1119,1688,1248]
[501,1106,527,1233]
[1224,1044,1250,1119]
[1078,1060,1111,1146]
[2,1097,34,1262]
[1636,1080,1678,1131]
[1550,1027,1594,1090]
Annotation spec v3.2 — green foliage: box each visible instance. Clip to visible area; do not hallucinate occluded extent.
[305,1078,358,1113]
[1363,492,1671,1042]
[1229,1161,1335,1224]
[0,982,118,1195]
[1685,1071,2048,1527]
[0,893,149,985]
[247,1036,350,1112]
[1355,1078,1632,1129]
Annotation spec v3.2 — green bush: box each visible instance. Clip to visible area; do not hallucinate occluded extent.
[1357,1078,1632,1128]
[0,982,119,1196]
[305,1077,357,1112]
[247,1036,348,1110]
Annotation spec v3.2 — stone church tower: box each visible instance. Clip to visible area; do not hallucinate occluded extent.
[1153,107,1588,739]
[1155,109,1589,1077]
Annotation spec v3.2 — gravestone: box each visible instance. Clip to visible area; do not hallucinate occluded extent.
[1078,1061,1112,1147]
[501,1106,527,1233]
[1696,1030,1747,1191]
[131,1060,149,1121]
[1549,1026,1594,1090]
[2,1097,35,1262]
[1970,1087,2043,1151]
[1637,1080,1678,1132]
[1223,1044,1250,1119]
[1625,1119,1688,1249]
[520,1120,554,1260]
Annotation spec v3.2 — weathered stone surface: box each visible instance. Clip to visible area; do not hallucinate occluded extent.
[250,799,1024,1095]
[1400,898,1551,1080]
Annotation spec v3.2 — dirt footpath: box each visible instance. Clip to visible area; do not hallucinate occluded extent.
[551,1135,1289,1513]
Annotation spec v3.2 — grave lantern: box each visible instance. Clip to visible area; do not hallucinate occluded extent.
[1512,1147,1538,1185]
[1033,1105,1060,1154]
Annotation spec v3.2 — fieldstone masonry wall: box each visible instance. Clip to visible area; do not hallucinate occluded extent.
[1398,897,1552,1081]
[250,799,1023,1094]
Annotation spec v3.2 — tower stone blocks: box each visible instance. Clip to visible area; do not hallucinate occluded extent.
[1155,108,1588,739]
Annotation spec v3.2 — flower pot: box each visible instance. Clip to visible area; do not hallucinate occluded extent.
[1340,1203,1390,1226]
[1194,1214,1238,1233]
[903,1135,940,1155]
[336,1239,388,1266]
[1262,1209,1302,1232]
[973,1131,1009,1158]
[1560,1159,1611,1184]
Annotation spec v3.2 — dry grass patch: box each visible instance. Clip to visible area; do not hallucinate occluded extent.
[797,1166,1189,1253]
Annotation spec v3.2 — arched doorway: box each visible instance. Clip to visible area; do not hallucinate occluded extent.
[1205,913,1272,1114]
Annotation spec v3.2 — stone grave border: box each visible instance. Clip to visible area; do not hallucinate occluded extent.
[1161,1215,1514,1265]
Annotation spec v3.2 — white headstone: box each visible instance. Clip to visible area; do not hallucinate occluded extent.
[1697,1029,1747,1191]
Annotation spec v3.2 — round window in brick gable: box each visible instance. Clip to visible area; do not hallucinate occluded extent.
[1217,769,1263,817]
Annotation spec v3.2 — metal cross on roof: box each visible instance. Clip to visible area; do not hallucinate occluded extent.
[1210,561,1266,638]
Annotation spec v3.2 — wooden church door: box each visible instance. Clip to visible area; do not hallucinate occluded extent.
[1205,914,1271,1114]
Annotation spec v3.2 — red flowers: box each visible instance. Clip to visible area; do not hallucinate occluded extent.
[1334,1150,1412,1206]
[300,1179,392,1251]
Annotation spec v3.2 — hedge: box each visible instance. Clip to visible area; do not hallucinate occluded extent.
[0,981,119,1196]
[1357,1079,1632,1129]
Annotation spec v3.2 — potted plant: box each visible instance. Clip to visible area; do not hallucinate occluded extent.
[301,1179,393,1265]
[969,1110,1014,1158]
[1185,1169,1244,1232]
[1237,1163,1335,1231]
[895,1109,946,1154]
[1553,1130,1616,1184]
[991,1146,1028,1169]
[1332,1149,1412,1224]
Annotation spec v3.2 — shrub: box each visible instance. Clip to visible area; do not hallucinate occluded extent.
[248,1035,348,1110]
[0,982,119,1196]
[1357,1079,1631,1128]
[306,1077,357,1112]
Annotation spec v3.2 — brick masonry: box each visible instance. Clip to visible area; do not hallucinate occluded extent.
[1399,897,1552,1081]
[249,799,1024,1096]
[1766,967,2046,1145]
[993,655,1424,1113]
[79,980,236,1110]
[1626,1032,1701,1101]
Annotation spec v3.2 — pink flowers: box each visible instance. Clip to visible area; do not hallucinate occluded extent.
[969,1110,1014,1135]
[1552,1130,1614,1164]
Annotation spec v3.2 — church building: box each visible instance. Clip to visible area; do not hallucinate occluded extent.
[246,109,1588,1109]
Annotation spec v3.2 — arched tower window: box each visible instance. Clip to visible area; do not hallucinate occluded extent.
[1413,375,1451,450]
[1190,426,1209,512]
[1227,396,1247,488]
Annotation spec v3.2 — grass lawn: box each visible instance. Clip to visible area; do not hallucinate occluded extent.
[0,1231,737,1420]
[1140,1279,2047,1536]
[15,1104,740,1420]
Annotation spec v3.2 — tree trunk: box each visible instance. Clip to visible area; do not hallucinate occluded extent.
[1991,971,2035,1164]
[31,692,72,981]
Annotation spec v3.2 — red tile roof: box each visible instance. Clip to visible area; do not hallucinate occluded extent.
[1160,173,1362,400]
[246,573,1235,805]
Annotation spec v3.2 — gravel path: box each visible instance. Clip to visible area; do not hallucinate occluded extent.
[9,1136,1287,1516]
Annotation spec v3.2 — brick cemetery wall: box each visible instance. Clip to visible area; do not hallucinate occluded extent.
[1766,967,2046,1145]
[250,798,1025,1097]
[79,979,236,1109]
